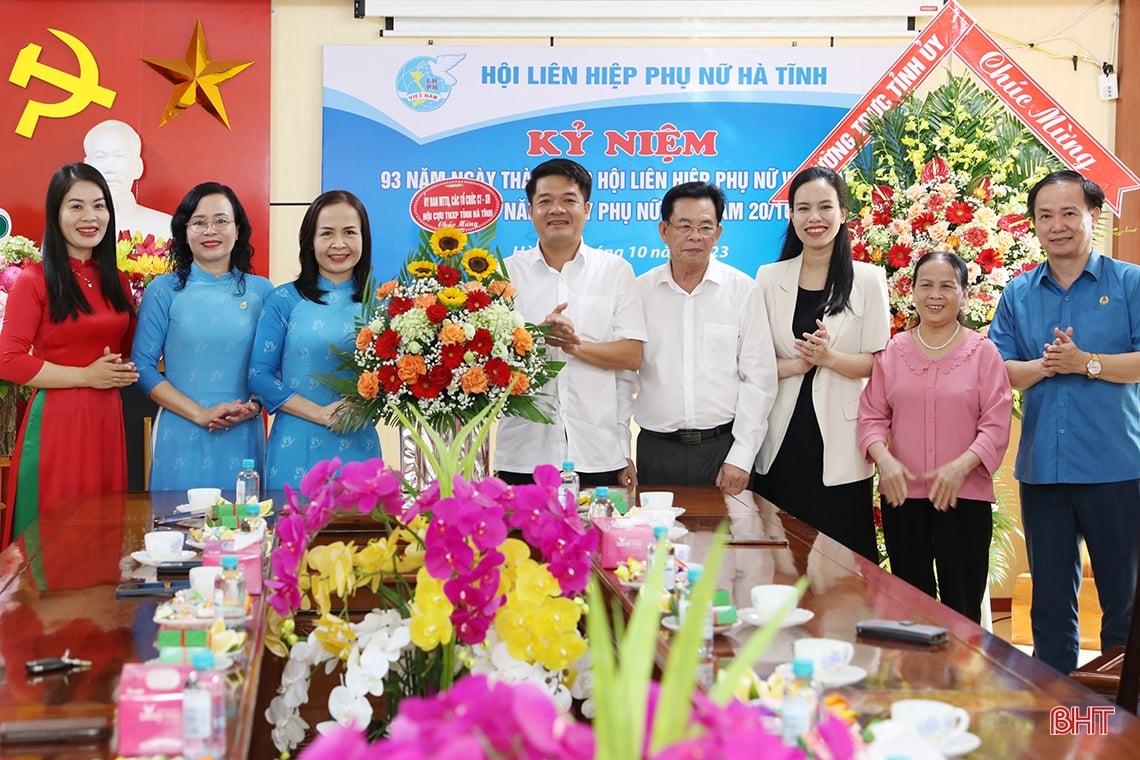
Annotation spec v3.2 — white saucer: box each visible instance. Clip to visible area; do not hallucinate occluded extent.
[661,614,742,636]
[774,662,867,688]
[618,577,644,589]
[131,549,198,567]
[939,731,981,758]
[175,503,211,515]
[739,607,815,629]
[668,525,689,540]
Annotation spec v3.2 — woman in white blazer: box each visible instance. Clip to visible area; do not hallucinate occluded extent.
[753,167,890,561]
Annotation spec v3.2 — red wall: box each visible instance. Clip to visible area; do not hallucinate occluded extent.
[0,0,271,275]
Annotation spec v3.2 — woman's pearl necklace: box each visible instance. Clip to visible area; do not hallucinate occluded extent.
[914,321,961,351]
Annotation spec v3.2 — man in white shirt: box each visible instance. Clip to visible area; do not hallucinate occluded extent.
[495,159,646,488]
[634,182,777,494]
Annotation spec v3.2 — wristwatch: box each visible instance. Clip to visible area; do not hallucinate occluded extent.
[1086,353,1102,379]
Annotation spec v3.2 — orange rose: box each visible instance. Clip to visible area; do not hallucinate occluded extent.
[487,280,516,299]
[512,327,534,356]
[357,371,380,399]
[396,355,427,382]
[438,323,467,344]
[355,327,375,351]
[509,371,530,395]
[413,293,437,309]
[459,366,489,394]
[376,280,399,298]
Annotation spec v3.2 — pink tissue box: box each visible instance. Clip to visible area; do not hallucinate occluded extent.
[202,539,264,594]
[116,662,192,757]
[595,517,654,569]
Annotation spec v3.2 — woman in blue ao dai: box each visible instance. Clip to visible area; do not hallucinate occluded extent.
[132,183,273,491]
[249,191,380,491]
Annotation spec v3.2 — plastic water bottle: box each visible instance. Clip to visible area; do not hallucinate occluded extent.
[681,566,716,690]
[183,650,226,759]
[781,657,821,746]
[235,459,259,507]
[215,555,247,633]
[646,525,675,591]
[589,486,615,521]
[558,461,580,512]
[241,503,265,537]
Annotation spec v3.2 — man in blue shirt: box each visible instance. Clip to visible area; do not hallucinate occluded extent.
[989,170,1140,675]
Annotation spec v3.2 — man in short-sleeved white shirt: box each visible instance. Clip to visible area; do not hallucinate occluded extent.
[634,182,777,495]
[495,159,646,487]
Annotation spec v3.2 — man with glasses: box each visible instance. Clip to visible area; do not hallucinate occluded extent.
[633,182,777,493]
[495,158,646,489]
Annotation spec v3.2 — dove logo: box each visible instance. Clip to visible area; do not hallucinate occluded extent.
[395,54,465,112]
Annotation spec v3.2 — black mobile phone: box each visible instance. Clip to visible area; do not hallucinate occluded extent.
[856,618,949,645]
[156,559,202,576]
[0,716,110,744]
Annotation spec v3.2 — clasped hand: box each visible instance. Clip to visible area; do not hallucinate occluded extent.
[205,399,261,432]
[86,347,139,389]
[878,454,967,511]
[1041,326,1082,376]
[792,319,832,371]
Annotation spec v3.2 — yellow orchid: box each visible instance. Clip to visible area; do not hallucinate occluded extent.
[312,613,356,662]
[409,568,454,650]
[307,542,357,599]
[513,559,560,603]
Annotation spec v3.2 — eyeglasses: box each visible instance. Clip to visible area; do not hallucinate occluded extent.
[668,222,718,238]
[187,217,234,232]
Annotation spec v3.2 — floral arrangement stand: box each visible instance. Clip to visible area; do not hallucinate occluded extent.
[261,393,597,754]
[845,69,1064,332]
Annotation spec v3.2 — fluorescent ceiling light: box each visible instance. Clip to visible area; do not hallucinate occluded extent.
[362,1,942,38]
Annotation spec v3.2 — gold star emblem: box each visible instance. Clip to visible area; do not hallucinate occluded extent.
[141,19,253,128]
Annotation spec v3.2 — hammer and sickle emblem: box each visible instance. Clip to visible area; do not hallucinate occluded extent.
[9,28,116,138]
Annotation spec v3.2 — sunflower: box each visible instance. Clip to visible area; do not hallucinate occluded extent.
[438,286,468,308]
[430,227,467,256]
[461,248,497,280]
[407,260,437,278]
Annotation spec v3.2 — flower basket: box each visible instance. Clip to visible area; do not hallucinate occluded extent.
[316,225,563,436]
[845,70,1065,332]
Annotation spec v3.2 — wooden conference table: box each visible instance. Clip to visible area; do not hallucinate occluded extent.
[2,487,1139,758]
[0,490,267,759]
[595,486,1140,758]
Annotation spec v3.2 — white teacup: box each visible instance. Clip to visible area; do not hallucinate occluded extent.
[890,699,970,747]
[144,530,185,560]
[638,491,674,511]
[792,637,854,677]
[189,565,222,601]
[750,584,798,620]
[187,487,222,509]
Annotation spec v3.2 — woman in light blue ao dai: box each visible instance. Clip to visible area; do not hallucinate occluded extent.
[249,190,380,491]
[132,183,273,492]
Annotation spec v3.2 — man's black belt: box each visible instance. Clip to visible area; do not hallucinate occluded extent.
[641,421,733,446]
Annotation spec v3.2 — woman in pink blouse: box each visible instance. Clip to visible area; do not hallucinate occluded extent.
[858,251,1012,622]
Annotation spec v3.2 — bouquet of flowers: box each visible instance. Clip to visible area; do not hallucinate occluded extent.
[116,230,172,306]
[324,225,561,432]
[263,400,598,754]
[845,71,1065,332]
[0,234,42,400]
[848,159,1044,331]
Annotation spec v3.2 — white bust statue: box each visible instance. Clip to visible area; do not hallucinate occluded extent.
[83,119,173,240]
